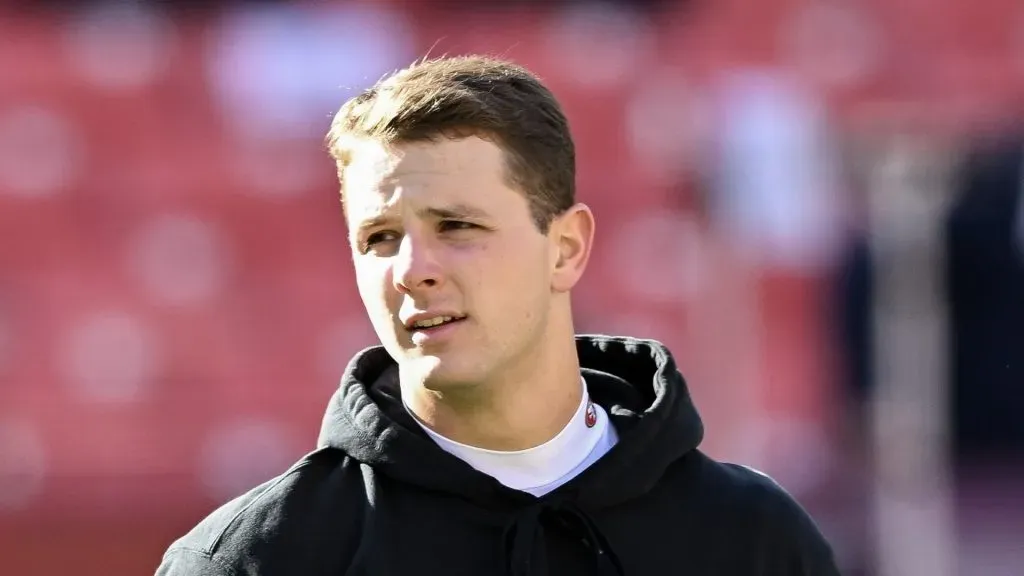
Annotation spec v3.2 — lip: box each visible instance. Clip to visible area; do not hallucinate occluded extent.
[407,316,467,346]
[401,311,467,331]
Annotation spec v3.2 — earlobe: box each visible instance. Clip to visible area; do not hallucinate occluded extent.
[551,203,595,293]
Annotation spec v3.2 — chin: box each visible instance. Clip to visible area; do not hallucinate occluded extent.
[402,354,482,392]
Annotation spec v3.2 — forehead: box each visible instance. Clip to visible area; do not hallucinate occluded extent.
[343,137,516,221]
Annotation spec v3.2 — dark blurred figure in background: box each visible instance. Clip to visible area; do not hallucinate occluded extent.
[942,127,1024,573]
[835,127,1024,466]
[945,130,1024,466]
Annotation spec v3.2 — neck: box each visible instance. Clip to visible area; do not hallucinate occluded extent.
[402,331,582,452]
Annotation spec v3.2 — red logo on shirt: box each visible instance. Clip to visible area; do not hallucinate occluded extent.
[585,400,597,428]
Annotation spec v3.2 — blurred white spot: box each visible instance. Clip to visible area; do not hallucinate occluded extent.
[318,317,378,383]
[207,4,415,141]
[61,310,161,403]
[0,106,79,198]
[545,4,655,88]
[710,70,843,270]
[130,214,230,305]
[0,420,48,511]
[625,74,710,179]
[198,418,299,501]
[609,212,708,303]
[781,3,880,88]
[231,142,323,199]
[63,2,175,90]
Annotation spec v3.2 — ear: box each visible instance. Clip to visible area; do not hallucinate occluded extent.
[549,203,595,293]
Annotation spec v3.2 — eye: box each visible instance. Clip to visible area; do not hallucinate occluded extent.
[360,230,399,254]
[438,220,476,233]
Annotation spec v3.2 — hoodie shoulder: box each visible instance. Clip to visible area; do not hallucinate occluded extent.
[156,448,367,576]
[698,456,841,575]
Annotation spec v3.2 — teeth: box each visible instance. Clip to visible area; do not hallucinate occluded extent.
[412,316,455,329]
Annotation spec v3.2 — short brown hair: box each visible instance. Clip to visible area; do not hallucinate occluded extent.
[325,55,576,232]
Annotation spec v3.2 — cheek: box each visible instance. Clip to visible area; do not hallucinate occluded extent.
[354,265,396,314]
[486,243,550,299]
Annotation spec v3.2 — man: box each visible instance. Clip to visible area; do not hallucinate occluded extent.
[156,56,840,575]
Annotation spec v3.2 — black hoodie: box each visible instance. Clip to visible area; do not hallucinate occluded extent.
[156,335,841,575]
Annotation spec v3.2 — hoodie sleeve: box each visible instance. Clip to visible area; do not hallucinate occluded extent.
[155,547,233,576]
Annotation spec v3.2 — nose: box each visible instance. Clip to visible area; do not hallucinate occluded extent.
[391,232,443,294]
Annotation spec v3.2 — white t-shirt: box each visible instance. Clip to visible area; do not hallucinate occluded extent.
[407,377,618,497]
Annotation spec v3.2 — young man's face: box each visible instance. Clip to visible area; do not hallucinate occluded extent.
[344,136,570,391]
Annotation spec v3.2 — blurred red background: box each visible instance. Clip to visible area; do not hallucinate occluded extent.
[2,1,1023,574]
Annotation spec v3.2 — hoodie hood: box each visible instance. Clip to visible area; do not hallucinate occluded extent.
[317,334,704,509]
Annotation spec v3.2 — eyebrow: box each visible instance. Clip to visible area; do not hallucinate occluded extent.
[355,203,492,232]
[422,203,491,221]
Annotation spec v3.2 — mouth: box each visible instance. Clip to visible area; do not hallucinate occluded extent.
[405,315,467,334]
